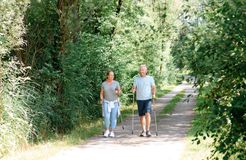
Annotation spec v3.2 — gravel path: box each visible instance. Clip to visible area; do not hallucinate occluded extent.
[49,83,196,160]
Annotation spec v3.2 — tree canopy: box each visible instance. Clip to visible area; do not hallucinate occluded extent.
[171,0,246,159]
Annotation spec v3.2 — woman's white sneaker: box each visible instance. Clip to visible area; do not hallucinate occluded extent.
[109,131,115,138]
[104,130,110,137]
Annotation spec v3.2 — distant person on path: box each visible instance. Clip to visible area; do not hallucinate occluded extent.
[100,70,121,138]
[132,64,156,137]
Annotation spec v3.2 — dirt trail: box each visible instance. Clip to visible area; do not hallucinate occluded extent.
[49,83,196,160]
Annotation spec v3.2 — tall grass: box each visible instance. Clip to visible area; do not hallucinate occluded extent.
[0,60,33,157]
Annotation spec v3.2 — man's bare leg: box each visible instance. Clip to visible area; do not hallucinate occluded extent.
[140,116,146,131]
[145,112,151,131]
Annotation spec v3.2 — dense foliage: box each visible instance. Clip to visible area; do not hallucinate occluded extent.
[0,0,32,155]
[0,0,180,155]
[172,0,246,159]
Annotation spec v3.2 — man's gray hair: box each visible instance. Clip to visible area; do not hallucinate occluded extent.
[139,64,147,70]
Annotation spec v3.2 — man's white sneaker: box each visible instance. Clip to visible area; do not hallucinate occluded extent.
[139,130,146,137]
[109,131,115,138]
[146,131,152,137]
[104,130,110,137]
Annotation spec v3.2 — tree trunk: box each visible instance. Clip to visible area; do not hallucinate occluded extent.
[111,0,123,37]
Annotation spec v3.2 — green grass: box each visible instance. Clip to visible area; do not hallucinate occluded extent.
[64,120,103,145]
[158,90,185,119]
[156,84,176,98]
[2,120,103,160]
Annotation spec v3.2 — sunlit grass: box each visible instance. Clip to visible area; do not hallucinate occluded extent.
[63,120,102,145]
[2,120,103,160]
[158,90,185,118]
[156,84,176,98]
[182,137,214,160]
[181,109,222,160]
[2,142,67,160]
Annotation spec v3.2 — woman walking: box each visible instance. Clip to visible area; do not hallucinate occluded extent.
[100,70,121,137]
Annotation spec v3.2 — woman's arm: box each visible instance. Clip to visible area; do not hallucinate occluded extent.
[116,86,121,96]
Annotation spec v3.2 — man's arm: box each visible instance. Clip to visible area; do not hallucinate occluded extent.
[132,85,136,93]
[132,78,137,93]
[151,77,156,98]
[151,84,156,99]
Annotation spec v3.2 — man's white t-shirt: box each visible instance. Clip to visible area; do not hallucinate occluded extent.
[133,75,155,100]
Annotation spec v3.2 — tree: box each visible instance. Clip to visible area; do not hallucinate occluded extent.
[171,0,246,159]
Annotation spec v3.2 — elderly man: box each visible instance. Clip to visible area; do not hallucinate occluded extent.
[132,64,156,137]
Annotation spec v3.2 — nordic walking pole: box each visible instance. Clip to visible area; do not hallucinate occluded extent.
[120,112,125,130]
[131,93,135,134]
[153,98,158,136]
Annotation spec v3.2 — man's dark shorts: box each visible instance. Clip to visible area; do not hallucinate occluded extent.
[136,99,152,116]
